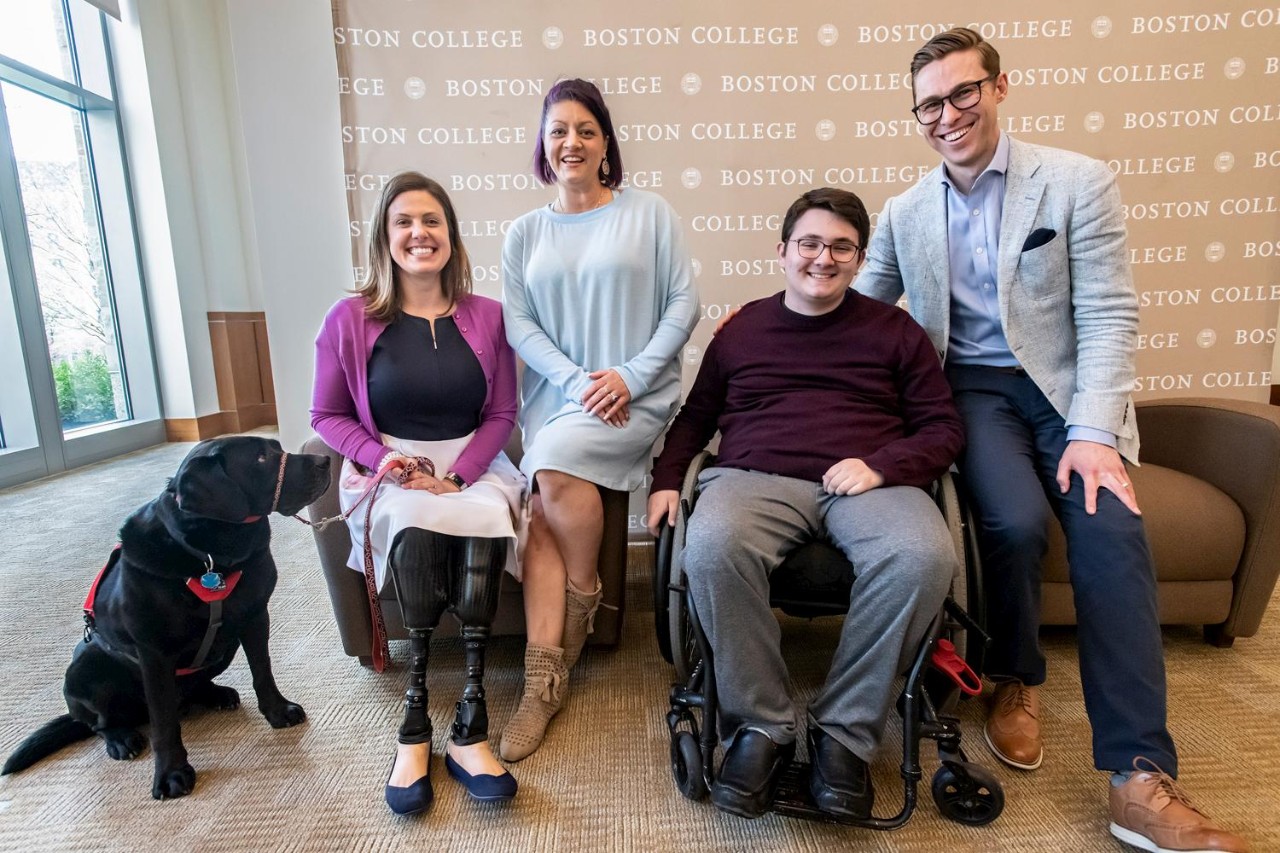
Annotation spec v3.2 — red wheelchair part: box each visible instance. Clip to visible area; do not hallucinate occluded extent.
[931,638,982,696]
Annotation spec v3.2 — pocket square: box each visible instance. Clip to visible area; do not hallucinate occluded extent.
[1021,228,1057,252]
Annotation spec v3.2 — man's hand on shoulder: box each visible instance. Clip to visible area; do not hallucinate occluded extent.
[1056,440,1141,516]
[822,459,885,496]
[647,490,680,537]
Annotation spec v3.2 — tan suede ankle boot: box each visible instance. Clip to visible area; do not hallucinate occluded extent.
[562,577,603,670]
[498,643,568,762]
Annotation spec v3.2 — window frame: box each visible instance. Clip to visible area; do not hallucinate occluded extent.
[0,0,162,489]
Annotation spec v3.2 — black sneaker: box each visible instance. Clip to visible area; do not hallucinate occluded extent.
[710,728,795,819]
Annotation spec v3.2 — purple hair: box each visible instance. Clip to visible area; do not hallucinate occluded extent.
[531,78,624,188]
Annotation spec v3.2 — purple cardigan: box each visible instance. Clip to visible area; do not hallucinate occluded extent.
[310,294,517,485]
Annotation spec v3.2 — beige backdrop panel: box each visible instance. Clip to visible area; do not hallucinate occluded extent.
[332,1,1280,534]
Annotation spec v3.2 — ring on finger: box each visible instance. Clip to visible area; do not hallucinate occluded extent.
[610,392,619,402]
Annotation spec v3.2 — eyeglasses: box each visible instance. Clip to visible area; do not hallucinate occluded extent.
[789,238,861,263]
[911,74,998,125]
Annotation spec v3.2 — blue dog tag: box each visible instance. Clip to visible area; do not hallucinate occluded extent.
[200,571,225,591]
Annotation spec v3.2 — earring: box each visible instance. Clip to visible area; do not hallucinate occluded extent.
[600,160,611,178]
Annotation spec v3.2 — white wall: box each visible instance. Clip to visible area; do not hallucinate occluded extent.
[113,0,210,419]
[223,0,352,449]
[114,0,273,420]
[121,0,350,446]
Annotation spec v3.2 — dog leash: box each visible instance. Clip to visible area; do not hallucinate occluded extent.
[292,455,435,673]
[290,455,413,532]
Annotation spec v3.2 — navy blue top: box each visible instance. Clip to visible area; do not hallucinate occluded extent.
[367,313,486,441]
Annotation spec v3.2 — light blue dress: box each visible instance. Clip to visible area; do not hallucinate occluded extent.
[502,188,699,491]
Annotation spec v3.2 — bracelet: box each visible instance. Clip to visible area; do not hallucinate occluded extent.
[443,472,467,491]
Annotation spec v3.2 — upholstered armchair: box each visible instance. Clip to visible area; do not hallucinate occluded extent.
[1039,397,1280,646]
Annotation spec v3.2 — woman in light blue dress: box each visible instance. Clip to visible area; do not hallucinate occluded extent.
[500,78,698,760]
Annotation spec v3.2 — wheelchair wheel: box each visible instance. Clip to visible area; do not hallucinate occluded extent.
[669,587,701,681]
[936,473,968,660]
[931,760,1004,826]
[937,472,987,677]
[654,522,676,664]
[667,453,714,681]
[670,730,708,800]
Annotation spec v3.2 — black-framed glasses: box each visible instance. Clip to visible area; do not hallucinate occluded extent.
[911,74,998,125]
[789,238,861,263]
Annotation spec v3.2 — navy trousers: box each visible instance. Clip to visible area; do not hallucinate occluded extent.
[947,364,1177,774]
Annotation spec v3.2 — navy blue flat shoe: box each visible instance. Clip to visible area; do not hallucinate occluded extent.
[445,753,518,802]
[385,759,434,816]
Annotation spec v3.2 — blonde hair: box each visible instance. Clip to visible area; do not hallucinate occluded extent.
[355,172,472,322]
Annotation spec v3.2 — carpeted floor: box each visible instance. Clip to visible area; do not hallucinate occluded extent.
[1,437,1277,852]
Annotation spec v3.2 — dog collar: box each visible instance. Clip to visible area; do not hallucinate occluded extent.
[268,451,287,515]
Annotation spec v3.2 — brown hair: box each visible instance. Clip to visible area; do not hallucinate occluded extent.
[532,78,624,188]
[355,172,472,322]
[909,27,1001,95]
[780,187,870,253]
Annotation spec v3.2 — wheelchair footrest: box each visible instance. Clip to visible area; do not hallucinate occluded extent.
[769,761,864,826]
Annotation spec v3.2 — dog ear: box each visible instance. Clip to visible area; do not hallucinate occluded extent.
[173,455,253,521]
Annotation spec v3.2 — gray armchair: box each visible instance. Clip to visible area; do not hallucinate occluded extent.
[302,433,628,665]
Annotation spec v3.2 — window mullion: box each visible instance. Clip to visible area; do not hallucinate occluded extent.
[0,55,113,113]
[0,85,67,473]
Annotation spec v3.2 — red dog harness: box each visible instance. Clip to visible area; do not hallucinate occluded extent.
[83,545,243,676]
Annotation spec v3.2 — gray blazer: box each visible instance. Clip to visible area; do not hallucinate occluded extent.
[856,137,1140,463]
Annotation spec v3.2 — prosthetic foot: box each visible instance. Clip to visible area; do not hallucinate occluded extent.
[445,537,516,801]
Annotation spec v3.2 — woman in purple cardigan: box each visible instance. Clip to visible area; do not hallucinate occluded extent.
[311,173,522,815]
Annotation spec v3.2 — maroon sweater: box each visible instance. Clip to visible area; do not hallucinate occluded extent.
[651,290,963,492]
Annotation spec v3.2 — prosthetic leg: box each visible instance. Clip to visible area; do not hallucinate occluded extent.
[383,528,452,816]
[443,536,518,801]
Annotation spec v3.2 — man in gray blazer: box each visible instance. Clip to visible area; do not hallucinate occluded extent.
[856,27,1247,853]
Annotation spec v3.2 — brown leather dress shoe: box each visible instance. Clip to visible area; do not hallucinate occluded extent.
[1109,757,1250,852]
[984,681,1043,770]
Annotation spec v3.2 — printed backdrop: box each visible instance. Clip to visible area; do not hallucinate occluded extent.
[332,1,1280,532]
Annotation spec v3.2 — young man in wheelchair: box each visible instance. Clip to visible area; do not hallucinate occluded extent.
[647,187,965,821]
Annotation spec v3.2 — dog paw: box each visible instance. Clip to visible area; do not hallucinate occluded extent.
[102,728,147,761]
[151,763,196,800]
[203,684,241,711]
[262,701,306,729]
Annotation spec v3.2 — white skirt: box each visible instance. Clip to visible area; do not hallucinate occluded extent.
[340,432,528,590]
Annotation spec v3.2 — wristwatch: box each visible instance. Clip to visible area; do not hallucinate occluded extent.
[443,472,467,491]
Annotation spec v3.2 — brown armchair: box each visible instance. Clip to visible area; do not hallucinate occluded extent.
[302,433,629,665]
[1039,397,1280,646]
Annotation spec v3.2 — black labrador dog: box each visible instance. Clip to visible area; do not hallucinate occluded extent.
[2,436,330,799]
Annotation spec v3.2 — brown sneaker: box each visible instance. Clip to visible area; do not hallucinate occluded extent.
[983,681,1043,770]
[1109,758,1249,852]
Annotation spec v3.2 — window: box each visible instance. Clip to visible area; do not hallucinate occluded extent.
[0,0,160,487]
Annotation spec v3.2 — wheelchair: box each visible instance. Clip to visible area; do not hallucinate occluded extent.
[653,452,1004,829]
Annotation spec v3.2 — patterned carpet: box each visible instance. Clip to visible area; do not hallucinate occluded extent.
[1,438,1277,852]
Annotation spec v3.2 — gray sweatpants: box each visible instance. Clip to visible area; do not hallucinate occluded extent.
[683,467,955,762]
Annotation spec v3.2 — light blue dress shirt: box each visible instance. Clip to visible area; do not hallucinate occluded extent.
[943,133,1114,447]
